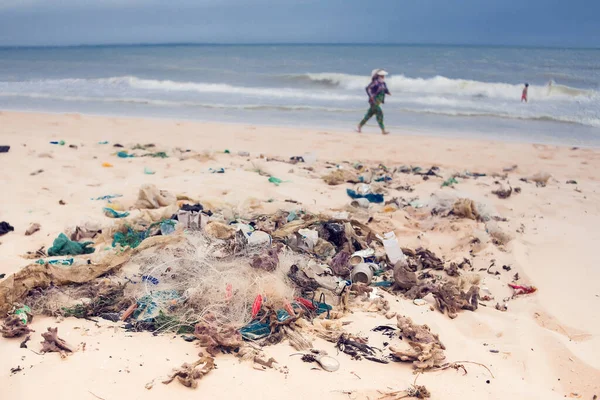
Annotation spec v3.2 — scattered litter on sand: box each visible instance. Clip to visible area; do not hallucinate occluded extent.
[0,151,541,397]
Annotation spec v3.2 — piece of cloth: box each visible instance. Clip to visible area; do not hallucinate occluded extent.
[0,146,10,153]
[359,103,385,130]
[0,222,15,236]
[346,189,384,204]
[48,233,95,256]
[112,228,146,249]
[240,321,271,341]
[103,208,130,219]
[269,176,282,185]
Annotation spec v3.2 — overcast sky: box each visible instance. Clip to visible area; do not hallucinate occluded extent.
[0,0,598,47]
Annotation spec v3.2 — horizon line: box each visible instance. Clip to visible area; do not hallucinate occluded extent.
[0,41,598,51]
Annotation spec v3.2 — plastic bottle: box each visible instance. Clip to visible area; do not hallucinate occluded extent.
[381,231,406,264]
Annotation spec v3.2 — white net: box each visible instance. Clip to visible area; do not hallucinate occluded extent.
[123,232,301,328]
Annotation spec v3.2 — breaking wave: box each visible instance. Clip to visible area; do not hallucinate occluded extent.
[2,91,598,128]
[1,74,598,128]
[287,72,597,100]
[0,92,357,112]
[0,76,361,102]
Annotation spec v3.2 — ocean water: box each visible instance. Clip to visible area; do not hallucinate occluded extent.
[0,44,599,146]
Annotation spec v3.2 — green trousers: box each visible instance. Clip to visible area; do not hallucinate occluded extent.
[359,103,384,130]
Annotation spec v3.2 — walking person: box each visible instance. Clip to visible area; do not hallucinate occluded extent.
[521,83,529,103]
[357,69,391,134]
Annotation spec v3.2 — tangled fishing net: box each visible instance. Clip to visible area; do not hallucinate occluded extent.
[23,231,300,331]
[122,232,299,329]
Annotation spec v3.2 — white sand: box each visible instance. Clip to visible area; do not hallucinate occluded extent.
[0,111,599,399]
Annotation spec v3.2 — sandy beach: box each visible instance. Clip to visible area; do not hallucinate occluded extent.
[1,110,599,399]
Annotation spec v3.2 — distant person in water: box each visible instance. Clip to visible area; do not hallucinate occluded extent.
[357,69,391,134]
[521,83,529,103]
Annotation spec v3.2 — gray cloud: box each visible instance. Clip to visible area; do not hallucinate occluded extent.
[0,0,598,47]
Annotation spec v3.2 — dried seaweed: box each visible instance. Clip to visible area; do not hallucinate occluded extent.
[60,282,132,319]
[392,261,417,290]
[451,198,480,220]
[322,169,358,186]
[432,283,479,319]
[1,315,34,338]
[287,264,320,291]
[446,258,470,276]
[403,283,437,300]
[403,248,445,271]
[283,326,313,351]
[336,333,388,364]
[390,341,446,370]
[162,355,215,389]
[492,185,512,199]
[379,385,431,399]
[40,327,73,355]
[194,316,242,356]
[390,316,446,370]
[396,316,444,346]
